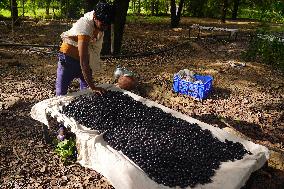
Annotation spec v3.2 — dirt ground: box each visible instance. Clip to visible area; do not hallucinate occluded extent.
[0,17,284,189]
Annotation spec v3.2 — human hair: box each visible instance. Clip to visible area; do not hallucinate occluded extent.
[94,2,114,25]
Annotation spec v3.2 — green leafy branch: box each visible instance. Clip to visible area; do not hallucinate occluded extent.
[55,139,77,162]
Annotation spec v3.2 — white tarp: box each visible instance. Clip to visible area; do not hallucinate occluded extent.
[30,84,269,189]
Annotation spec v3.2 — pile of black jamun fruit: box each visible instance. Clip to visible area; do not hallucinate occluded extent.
[61,91,251,188]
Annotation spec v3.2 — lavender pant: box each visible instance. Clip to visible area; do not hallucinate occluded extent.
[55,53,88,96]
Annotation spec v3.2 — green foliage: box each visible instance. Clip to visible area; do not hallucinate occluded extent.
[239,8,284,23]
[1,0,284,22]
[239,0,284,23]
[269,24,284,33]
[243,31,284,71]
[203,0,221,18]
[0,0,83,19]
[0,9,10,17]
[55,139,77,162]
[187,0,209,17]
[63,0,83,19]
[0,0,9,10]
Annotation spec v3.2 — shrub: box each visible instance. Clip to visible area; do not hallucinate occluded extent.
[243,31,284,71]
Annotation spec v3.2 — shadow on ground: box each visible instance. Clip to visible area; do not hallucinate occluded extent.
[207,87,231,100]
[193,113,283,145]
[192,113,284,189]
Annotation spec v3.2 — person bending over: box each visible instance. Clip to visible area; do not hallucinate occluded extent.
[55,2,113,96]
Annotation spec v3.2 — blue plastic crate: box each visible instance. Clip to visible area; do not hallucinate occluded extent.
[172,74,213,100]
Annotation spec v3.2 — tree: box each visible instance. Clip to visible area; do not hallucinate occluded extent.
[221,0,228,22]
[101,0,130,55]
[10,0,19,25]
[151,0,155,15]
[112,0,130,54]
[170,0,185,28]
[232,0,240,20]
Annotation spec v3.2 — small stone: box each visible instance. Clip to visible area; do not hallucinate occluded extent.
[61,176,68,181]
[40,166,46,173]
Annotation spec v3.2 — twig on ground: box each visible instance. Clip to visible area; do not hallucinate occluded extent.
[12,147,24,162]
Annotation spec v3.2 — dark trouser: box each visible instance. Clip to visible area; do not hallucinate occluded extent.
[55,53,88,96]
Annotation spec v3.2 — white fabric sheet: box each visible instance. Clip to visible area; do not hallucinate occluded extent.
[30,84,269,189]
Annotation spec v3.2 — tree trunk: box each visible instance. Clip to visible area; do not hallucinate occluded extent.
[170,0,185,28]
[221,0,228,23]
[111,0,130,54]
[101,26,112,55]
[97,0,110,54]
[176,0,184,22]
[232,0,240,20]
[151,0,155,15]
[155,1,159,15]
[11,0,19,25]
[170,0,177,27]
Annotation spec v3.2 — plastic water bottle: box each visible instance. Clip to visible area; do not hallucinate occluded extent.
[114,65,124,79]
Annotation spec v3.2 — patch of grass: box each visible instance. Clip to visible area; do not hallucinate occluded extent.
[270,24,284,33]
[0,8,61,19]
[127,15,170,24]
[259,22,284,33]
[126,15,140,23]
